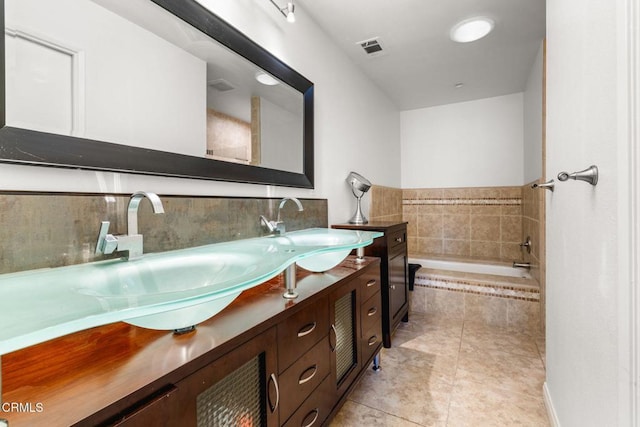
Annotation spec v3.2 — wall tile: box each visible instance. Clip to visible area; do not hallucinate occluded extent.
[403,185,524,262]
[425,287,465,319]
[464,294,508,328]
[470,241,501,260]
[470,215,500,241]
[443,215,470,240]
[0,193,327,274]
[501,215,522,243]
[417,214,443,239]
[443,239,471,257]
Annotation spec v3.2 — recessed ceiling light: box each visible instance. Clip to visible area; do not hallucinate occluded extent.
[255,71,279,86]
[454,82,464,88]
[450,17,495,43]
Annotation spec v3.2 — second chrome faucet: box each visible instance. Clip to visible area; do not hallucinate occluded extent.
[95,191,165,260]
[260,197,304,235]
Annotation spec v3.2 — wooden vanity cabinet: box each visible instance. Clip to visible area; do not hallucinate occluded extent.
[333,222,409,347]
[171,326,280,426]
[4,258,381,427]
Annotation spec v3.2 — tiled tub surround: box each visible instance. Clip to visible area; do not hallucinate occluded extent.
[410,263,541,334]
[522,178,546,332]
[402,186,523,262]
[0,192,327,274]
[368,185,403,223]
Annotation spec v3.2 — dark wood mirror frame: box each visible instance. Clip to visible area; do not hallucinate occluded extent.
[0,0,314,188]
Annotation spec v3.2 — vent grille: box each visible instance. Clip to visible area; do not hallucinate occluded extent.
[358,37,383,55]
[208,78,236,92]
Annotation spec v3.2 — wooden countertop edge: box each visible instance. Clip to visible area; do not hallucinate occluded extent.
[1,256,381,427]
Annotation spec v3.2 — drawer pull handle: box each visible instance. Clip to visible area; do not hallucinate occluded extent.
[368,335,378,346]
[268,373,280,413]
[301,409,319,427]
[297,322,317,338]
[395,237,403,243]
[366,279,377,288]
[298,365,317,385]
[329,324,337,352]
[367,307,378,316]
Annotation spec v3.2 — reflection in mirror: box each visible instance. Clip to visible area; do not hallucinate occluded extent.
[1,0,313,185]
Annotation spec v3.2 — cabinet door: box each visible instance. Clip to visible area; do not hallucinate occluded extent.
[174,327,280,426]
[329,278,360,400]
[388,252,408,323]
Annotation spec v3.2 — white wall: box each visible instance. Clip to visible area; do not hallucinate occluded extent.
[545,0,635,424]
[400,93,524,188]
[523,42,544,184]
[0,0,400,225]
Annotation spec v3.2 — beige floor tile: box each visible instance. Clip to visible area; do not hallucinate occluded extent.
[333,313,549,426]
[381,344,459,383]
[395,329,462,358]
[460,325,540,359]
[455,347,545,397]
[348,361,452,426]
[447,377,550,426]
[400,312,465,336]
[329,400,422,427]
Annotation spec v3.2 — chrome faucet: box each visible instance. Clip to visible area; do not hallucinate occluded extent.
[260,197,304,235]
[95,191,165,260]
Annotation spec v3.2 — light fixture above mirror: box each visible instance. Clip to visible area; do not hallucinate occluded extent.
[270,0,296,23]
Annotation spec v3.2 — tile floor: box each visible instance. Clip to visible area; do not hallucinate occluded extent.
[330,312,549,426]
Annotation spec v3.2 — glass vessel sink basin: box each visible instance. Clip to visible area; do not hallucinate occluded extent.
[273,228,364,272]
[0,228,381,355]
[74,253,258,298]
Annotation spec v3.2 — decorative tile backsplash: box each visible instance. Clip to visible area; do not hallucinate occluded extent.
[0,192,327,274]
[402,186,523,262]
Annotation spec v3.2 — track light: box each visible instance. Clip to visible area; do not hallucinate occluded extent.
[270,0,295,23]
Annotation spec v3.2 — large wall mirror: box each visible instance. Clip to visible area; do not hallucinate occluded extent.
[0,0,314,188]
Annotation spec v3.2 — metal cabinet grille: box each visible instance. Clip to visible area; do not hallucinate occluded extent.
[196,355,265,426]
[335,291,356,382]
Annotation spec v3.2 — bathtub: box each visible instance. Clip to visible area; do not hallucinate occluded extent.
[408,257,532,279]
[407,257,540,333]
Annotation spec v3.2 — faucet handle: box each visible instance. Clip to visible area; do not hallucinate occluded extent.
[95,221,118,255]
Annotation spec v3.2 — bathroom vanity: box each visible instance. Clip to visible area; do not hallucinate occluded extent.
[332,222,409,347]
[1,256,381,426]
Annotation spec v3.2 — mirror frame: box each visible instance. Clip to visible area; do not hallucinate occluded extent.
[0,0,314,188]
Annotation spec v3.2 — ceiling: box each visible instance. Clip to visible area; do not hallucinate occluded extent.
[296,0,546,111]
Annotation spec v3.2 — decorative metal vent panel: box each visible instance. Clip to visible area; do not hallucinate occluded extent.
[335,291,356,382]
[197,355,265,426]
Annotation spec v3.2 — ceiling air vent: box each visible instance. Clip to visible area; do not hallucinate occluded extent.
[357,37,384,55]
[208,78,235,92]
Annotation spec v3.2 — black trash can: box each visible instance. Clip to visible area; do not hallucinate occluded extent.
[408,263,421,291]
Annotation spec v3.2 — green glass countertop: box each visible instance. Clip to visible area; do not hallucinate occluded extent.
[0,228,382,355]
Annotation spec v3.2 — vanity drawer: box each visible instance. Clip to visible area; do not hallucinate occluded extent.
[282,375,333,427]
[360,291,382,336]
[361,323,383,364]
[387,228,406,255]
[358,270,380,303]
[279,336,331,423]
[277,295,329,372]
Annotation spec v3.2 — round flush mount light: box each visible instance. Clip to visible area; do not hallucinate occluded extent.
[450,17,495,43]
[255,71,279,86]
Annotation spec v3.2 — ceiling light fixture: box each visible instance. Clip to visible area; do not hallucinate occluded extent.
[450,17,494,43]
[270,0,295,23]
[255,71,279,86]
